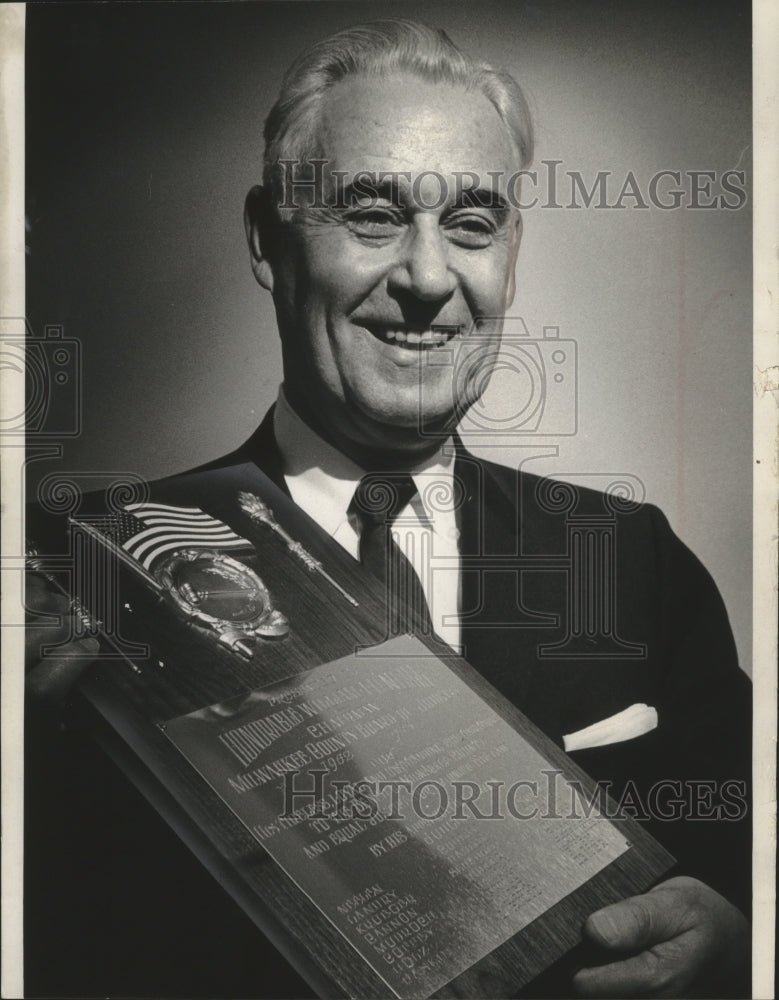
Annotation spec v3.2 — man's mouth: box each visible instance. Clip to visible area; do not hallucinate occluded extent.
[358,323,461,350]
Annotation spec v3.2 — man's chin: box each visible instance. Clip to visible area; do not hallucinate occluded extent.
[357,404,458,451]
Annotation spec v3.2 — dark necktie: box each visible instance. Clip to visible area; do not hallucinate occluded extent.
[348,473,432,636]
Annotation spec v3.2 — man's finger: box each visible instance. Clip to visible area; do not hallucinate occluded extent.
[26,622,76,660]
[583,886,694,952]
[572,942,691,998]
[25,574,73,655]
[25,576,70,619]
[26,638,100,710]
[25,572,96,668]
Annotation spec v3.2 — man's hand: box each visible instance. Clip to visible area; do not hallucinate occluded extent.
[573,876,749,998]
[26,572,99,716]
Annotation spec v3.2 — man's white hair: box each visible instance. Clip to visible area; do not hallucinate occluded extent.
[263,18,534,202]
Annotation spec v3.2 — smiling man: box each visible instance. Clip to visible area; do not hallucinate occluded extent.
[248,70,524,466]
[24,16,751,1000]
[222,20,751,997]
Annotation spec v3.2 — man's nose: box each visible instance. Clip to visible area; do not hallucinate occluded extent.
[388,221,457,302]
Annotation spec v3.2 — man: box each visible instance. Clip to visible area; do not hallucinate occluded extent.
[25,18,751,999]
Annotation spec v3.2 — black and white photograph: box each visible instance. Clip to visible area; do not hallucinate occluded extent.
[2,1,775,997]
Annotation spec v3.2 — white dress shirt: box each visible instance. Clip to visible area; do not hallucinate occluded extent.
[273,387,462,650]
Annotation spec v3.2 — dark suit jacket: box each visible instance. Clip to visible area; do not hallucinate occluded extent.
[206,408,752,913]
[25,412,751,998]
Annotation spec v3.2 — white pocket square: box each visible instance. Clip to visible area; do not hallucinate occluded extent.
[563,703,658,752]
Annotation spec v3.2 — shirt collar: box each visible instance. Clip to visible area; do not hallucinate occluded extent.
[274,387,363,537]
[272,386,457,535]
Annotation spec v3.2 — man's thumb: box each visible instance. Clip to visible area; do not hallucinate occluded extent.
[584,891,680,952]
[26,637,100,711]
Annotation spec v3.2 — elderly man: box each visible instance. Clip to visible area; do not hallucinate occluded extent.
[26,18,750,999]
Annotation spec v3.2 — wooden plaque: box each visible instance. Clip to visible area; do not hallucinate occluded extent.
[27,463,674,998]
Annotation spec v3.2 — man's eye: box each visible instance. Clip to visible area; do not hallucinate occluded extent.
[346,210,402,236]
[445,216,495,248]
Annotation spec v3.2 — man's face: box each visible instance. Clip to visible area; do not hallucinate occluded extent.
[262,72,522,463]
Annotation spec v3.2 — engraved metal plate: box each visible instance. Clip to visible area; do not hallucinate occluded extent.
[164,635,629,998]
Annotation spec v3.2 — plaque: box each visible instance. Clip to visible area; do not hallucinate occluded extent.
[165,635,631,998]
[27,462,675,998]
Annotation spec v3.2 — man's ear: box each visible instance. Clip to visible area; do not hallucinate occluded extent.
[504,213,523,308]
[244,185,275,292]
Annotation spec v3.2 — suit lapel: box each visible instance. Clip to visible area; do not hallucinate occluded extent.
[183,406,290,498]
[454,443,547,713]
[239,406,289,495]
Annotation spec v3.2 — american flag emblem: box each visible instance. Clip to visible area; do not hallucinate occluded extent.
[86,502,253,571]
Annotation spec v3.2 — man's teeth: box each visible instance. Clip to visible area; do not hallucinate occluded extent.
[378,328,456,346]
